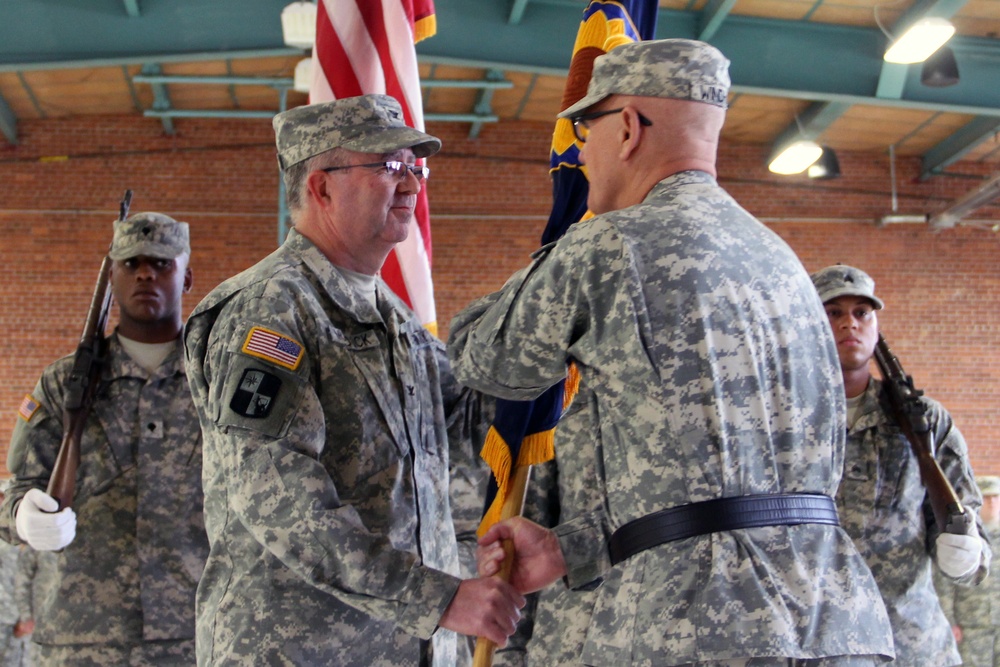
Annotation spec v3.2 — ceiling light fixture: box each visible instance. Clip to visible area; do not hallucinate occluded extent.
[293,58,312,93]
[920,46,960,87]
[769,139,824,175]
[807,147,841,179]
[281,1,317,50]
[883,17,955,64]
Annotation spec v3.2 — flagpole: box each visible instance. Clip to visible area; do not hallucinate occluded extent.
[472,463,533,667]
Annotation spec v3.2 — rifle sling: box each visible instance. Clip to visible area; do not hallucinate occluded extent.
[609,493,839,565]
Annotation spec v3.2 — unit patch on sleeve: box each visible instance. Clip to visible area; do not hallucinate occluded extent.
[18,394,40,421]
[241,326,304,371]
[229,368,282,419]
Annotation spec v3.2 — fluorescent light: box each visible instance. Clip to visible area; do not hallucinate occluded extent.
[281,1,317,50]
[293,58,312,93]
[768,140,823,175]
[880,214,928,224]
[884,17,955,64]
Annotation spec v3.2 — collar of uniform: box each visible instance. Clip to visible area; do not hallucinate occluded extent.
[286,228,383,325]
[848,377,883,432]
[104,332,185,381]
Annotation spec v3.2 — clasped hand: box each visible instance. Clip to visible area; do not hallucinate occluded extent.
[15,488,76,551]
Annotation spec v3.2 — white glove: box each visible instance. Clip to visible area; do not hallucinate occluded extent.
[15,488,76,551]
[936,532,982,579]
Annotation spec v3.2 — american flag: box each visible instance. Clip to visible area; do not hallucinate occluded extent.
[18,394,39,421]
[310,0,438,335]
[243,327,304,370]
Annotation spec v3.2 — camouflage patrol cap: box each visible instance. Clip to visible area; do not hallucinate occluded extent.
[978,475,1000,496]
[272,94,441,170]
[559,38,730,119]
[108,212,190,261]
[810,264,885,310]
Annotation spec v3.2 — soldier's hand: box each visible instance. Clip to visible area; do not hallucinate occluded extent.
[15,488,76,551]
[13,619,34,638]
[438,577,525,646]
[477,516,566,594]
[936,532,982,578]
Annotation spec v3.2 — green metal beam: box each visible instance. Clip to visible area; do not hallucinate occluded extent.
[17,72,45,118]
[509,0,531,25]
[698,0,737,42]
[122,65,142,111]
[132,74,293,87]
[421,79,514,90]
[921,117,1000,179]
[469,69,505,138]
[144,109,275,119]
[0,92,17,144]
[141,64,174,134]
[426,113,500,123]
[0,49,303,74]
[122,0,141,18]
[769,101,852,162]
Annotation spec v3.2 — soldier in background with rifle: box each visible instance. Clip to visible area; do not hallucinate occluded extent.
[811,264,991,667]
[1,206,209,666]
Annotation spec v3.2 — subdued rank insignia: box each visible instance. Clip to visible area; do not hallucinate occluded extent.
[18,394,40,421]
[229,368,282,419]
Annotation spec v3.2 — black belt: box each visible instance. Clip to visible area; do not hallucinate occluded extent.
[609,493,839,565]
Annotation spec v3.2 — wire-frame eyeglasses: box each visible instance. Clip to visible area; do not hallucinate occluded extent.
[569,108,653,143]
[321,161,430,181]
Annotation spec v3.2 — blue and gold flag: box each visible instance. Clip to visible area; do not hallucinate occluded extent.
[478,0,659,535]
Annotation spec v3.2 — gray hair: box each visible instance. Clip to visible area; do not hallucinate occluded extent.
[283,148,349,214]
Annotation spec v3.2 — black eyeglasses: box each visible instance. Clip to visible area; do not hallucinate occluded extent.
[321,160,430,181]
[569,108,653,143]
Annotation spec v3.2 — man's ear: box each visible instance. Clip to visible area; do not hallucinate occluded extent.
[305,169,333,207]
[183,266,193,294]
[618,107,645,161]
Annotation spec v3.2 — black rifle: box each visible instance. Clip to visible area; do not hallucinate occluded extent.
[46,190,132,510]
[873,333,972,536]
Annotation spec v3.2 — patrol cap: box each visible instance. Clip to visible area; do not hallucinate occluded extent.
[108,212,190,261]
[978,475,1000,497]
[559,38,730,119]
[810,264,885,310]
[272,94,441,170]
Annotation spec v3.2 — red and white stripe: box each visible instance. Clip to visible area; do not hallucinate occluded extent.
[310,0,437,334]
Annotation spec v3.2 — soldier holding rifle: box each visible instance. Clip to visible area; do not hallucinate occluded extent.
[811,264,991,667]
[1,210,209,666]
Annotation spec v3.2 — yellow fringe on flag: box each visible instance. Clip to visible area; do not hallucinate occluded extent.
[477,426,557,536]
[564,362,581,411]
[413,15,437,43]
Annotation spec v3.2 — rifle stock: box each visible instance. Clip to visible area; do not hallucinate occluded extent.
[46,190,131,510]
[873,333,971,536]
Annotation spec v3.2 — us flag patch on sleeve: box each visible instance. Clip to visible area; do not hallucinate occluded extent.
[241,326,304,371]
[18,394,40,421]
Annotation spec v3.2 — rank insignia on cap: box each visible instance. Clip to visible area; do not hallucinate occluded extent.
[18,394,40,421]
[241,326,304,371]
[229,368,282,419]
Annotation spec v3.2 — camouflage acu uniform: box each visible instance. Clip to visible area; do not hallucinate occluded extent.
[936,522,1000,667]
[449,171,895,666]
[837,379,990,667]
[183,227,489,667]
[0,541,26,667]
[494,385,602,667]
[1,336,207,665]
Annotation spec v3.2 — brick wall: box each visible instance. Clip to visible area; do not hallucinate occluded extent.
[2,114,999,476]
